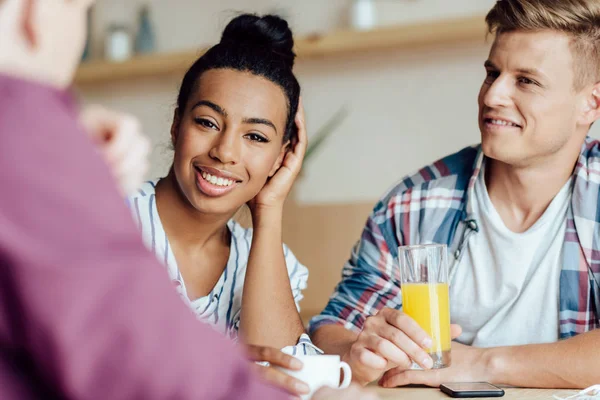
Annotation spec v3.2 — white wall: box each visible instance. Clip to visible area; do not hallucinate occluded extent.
[81,0,600,204]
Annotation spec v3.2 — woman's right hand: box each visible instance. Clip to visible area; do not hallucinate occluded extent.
[248,99,308,215]
[245,344,310,397]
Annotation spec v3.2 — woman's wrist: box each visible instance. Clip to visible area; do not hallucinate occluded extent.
[251,205,284,230]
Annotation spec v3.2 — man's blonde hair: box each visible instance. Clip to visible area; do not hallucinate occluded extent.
[486,0,600,90]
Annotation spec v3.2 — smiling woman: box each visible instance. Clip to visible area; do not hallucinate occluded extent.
[127,13,319,397]
[173,68,291,215]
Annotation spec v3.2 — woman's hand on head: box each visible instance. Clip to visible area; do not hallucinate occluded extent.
[248,99,308,214]
[80,105,150,197]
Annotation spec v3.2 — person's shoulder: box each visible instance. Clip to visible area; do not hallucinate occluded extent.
[581,136,600,163]
[375,145,479,211]
[127,180,159,201]
[0,75,68,112]
[125,180,160,216]
[0,76,75,131]
[0,76,81,165]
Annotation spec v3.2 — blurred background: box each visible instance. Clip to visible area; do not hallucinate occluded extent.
[75,0,600,322]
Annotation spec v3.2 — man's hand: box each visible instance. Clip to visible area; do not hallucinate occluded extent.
[245,345,310,397]
[80,105,150,196]
[312,383,379,400]
[378,341,492,388]
[342,307,462,385]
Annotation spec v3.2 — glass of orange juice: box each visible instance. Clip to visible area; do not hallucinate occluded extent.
[398,243,451,369]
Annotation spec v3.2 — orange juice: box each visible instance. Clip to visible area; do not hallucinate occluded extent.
[401,283,451,355]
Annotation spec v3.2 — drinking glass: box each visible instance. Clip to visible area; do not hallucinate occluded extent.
[398,243,451,369]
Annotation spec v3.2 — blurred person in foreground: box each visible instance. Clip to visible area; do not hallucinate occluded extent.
[0,0,376,399]
[310,0,600,390]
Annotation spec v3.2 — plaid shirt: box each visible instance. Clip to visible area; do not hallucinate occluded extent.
[309,137,600,340]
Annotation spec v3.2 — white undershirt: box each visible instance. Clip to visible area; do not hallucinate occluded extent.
[450,164,571,347]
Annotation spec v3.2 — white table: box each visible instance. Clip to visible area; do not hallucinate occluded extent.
[370,387,579,399]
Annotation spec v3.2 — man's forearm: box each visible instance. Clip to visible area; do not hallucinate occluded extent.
[487,329,600,389]
[311,324,359,356]
[239,208,305,348]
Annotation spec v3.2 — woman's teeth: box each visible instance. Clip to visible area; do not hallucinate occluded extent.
[489,119,519,127]
[201,171,235,187]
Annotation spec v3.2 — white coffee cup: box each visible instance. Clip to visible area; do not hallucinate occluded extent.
[276,355,352,400]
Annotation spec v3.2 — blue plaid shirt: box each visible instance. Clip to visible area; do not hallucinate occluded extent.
[309,137,600,339]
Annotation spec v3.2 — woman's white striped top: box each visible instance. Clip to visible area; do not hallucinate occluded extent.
[127,180,320,355]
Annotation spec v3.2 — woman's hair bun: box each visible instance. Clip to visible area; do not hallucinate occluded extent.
[220,14,296,68]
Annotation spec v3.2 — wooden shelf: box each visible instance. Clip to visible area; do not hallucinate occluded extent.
[75,14,487,85]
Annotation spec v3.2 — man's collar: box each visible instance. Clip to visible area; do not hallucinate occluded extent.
[462,137,597,269]
[464,145,485,219]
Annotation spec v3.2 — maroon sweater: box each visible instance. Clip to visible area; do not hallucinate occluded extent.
[0,74,283,399]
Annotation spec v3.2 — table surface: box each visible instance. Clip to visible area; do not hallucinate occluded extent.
[369,387,579,399]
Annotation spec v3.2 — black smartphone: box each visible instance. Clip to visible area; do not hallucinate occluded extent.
[440,382,505,398]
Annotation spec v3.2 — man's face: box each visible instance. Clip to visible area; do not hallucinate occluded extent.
[478,30,589,168]
[33,0,95,87]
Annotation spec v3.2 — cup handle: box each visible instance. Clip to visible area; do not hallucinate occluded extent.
[339,362,352,389]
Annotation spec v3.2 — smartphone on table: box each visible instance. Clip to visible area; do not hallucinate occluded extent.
[440,382,505,398]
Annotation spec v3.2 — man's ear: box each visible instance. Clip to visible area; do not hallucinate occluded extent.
[579,83,600,126]
[268,141,290,177]
[170,109,181,148]
[21,0,37,49]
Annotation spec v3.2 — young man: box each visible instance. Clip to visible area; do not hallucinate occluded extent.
[310,0,600,389]
[0,1,375,399]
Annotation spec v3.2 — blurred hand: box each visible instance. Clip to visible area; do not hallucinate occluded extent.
[342,307,462,385]
[248,99,307,214]
[312,383,379,400]
[80,105,150,196]
[245,344,310,397]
